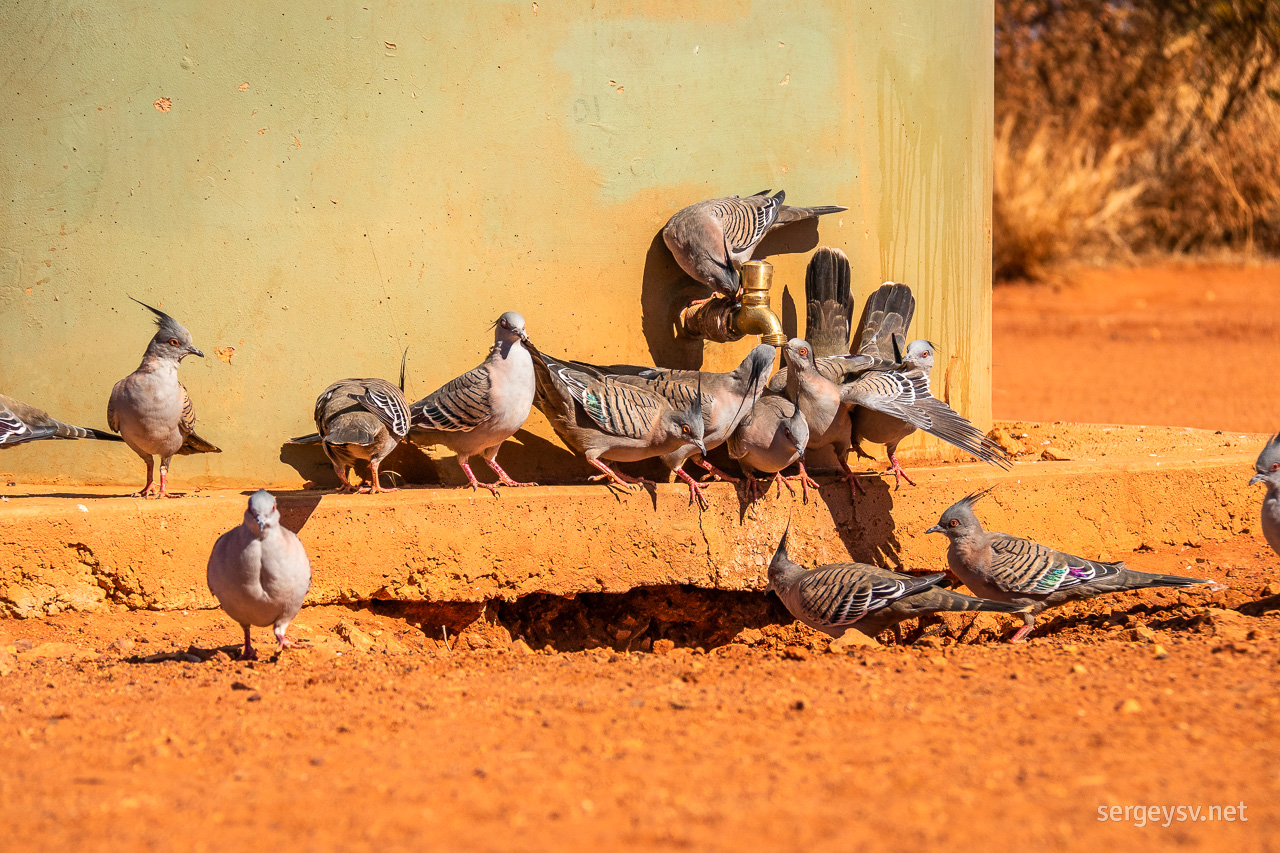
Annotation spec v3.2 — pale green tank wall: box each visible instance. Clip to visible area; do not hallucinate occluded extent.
[0,1,993,487]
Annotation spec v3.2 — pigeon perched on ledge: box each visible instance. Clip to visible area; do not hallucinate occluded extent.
[303,377,410,494]
[926,489,1217,642]
[0,394,122,448]
[107,298,220,498]
[207,490,312,661]
[663,190,846,299]
[727,395,812,502]
[408,312,536,495]
[527,342,706,492]
[768,524,1027,639]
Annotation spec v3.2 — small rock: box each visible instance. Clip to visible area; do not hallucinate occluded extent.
[109,638,135,655]
[1072,663,1087,674]
[652,639,675,656]
[1153,644,1169,659]
[212,650,232,663]
[1040,447,1069,461]
[13,639,33,652]
[1212,641,1255,655]
[510,639,534,656]
[230,681,253,691]
[1127,626,1157,643]
[987,427,1026,456]
[829,631,881,652]
[790,698,808,711]
[782,645,811,661]
[1118,699,1142,714]
[332,621,374,652]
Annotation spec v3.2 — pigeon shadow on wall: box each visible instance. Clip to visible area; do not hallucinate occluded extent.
[817,476,905,571]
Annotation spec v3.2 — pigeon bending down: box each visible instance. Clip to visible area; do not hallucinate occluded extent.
[727,395,811,502]
[926,490,1215,642]
[303,377,410,493]
[107,298,221,497]
[1249,433,1280,557]
[769,525,1027,639]
[662,190,847,299]
[207,490,312,660]
[408,312,536,495]
[776,337,866,499]
[526,342,706,491]
[580,345,774,508]
[0,394,123,448]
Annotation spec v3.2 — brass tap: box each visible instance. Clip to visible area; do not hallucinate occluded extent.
[679,260,787,346]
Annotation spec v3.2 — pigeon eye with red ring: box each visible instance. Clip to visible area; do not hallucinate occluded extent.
[168,338,180,347]
[682,424,691,434]
[949,519,959,527]
[1271,462,1280,472]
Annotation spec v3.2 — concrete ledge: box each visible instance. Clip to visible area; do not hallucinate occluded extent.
[0,424,1266,617]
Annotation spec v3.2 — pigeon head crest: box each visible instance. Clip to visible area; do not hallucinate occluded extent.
[927,487,994,538]
[1251,432,1280,489]
[131,296,203,361]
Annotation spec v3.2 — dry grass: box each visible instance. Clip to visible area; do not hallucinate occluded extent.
[994,0,1280,280]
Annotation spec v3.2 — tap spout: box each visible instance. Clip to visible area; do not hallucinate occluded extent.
[679,260,787,346]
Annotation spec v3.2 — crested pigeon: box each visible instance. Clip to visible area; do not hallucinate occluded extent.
[572,345,775,508]
[663,190,846,299]
[302,377,410,493]
[776,337,863,499]
[0,394,123,447]
[769,525,1027,639]
[926,489,1215,642]
[526,342,706,492]
[107,298,221,498]
[207,490,312,661]
[408,312,536,495]
[1249,433,1280,557]
[726,394,810,502]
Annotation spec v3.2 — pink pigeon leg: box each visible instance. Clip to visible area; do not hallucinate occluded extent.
[484,454,536,487]
[675,467,710,509]
[693,456,740,483]
[459,458,500,495]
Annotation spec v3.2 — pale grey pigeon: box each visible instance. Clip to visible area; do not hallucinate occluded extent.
[663,191,846,300]
[0,394,123,447]
[107,298,221,498]
[527,342,706,492]
[926,489,1214,642]
[1249,433,1280,557]
[207,490,312,660]
[777,337,864,499]
[769,525,1027,639]
[727,395,811,502]
[301,377,410,493]
[571,345,774,508]
[849,338,939,487]
[408,312,536,494]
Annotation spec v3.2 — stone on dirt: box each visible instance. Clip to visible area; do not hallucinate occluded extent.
[333,621,374,652]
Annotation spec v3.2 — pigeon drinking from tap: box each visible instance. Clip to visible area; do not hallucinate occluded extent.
[107,298,221,498]
[207,490,312,660]
[663,191,846,300]
[0,394,123,448]
[408,312,536,495]
[769,524,1028,639]
[527,342,706,492]
[1249,433,1280,557]
[926,489,1216,642]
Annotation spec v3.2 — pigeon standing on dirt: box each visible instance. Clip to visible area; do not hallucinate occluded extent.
[663,191,846,299]
[926,489,1214,642]
[0,394,123,448]
[727,395,811,502]
[303,377,410,494]
[769,525,1027,639]
[594,345,775,507]
[408,312,536,495]
[207,490,312,661]
[527,343,706,491]
[1249,433,1280,557]
[107,298,221,497]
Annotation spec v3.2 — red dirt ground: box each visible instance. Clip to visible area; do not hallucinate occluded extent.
[2,265,1279,852]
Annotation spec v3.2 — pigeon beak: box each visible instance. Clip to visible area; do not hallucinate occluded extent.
[253,513,268,529]
[1249,473,1266,486]
[188,345,205,358]
[518,329,529,343]
[694,439,707,455]
[924,524,944,535]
